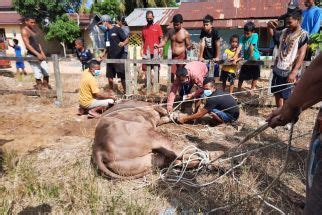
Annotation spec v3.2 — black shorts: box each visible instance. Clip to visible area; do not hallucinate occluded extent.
[220,71,236,85]
[106,53,127,80]
[239,65,261,81]
[271,73,293,99]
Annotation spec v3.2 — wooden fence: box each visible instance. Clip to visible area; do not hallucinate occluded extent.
[0,55,312,108]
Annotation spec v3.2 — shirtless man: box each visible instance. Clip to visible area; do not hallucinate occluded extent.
[92,100,223,179]
[22,17,51,90]
[155,14,192,77]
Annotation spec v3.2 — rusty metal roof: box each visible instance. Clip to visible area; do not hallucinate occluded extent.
[169,0,293,28]
[0,0,12,9]
[126,7,178,27]
[0,11,22,25]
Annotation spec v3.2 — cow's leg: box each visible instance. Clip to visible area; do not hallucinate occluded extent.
[154,106,168,116]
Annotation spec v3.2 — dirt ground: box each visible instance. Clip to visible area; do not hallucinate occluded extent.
[0,61,319,214]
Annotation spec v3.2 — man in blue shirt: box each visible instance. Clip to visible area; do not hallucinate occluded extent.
[302,0,321,35]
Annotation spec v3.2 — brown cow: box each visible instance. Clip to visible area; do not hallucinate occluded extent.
[92,100,222,179]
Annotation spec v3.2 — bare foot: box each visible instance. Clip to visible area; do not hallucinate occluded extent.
[88,110,101,118]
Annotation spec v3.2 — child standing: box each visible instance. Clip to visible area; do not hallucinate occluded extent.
[237,22,261,95]
[75,38,92,70]
[9,39,27,77]
[221,34,242,94]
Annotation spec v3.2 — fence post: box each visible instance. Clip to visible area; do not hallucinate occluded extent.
[208,60,214,77]
[133,46,138,95]
[52,54,63,107]
[125,57,131,96]
[146,53,151,95]
[167,48,172,93]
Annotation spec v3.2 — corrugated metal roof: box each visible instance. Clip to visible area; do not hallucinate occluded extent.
[167,0,294,28]
[126,7,178,27]
[0,0,12,9]
[0,11,22,25]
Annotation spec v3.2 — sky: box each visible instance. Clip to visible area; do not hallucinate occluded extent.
[86,0,93,8]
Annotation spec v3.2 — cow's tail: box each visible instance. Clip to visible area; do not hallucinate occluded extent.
[92,151,150,180]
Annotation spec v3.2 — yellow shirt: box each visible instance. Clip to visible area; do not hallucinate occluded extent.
[222,49,238,74]
[79,69,100,107]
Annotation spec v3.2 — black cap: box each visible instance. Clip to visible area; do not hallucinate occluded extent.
[176,67,188,77]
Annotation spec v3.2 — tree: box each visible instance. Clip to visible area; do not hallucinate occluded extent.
[45,14,81,57]
[93,0,121,17]
[13,0,81,24]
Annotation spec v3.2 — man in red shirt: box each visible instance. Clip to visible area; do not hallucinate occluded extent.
[141,10,163,71]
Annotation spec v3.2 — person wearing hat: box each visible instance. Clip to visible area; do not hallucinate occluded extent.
[167,61,208,113]
[98,15,129,92]
[177,77,240,125]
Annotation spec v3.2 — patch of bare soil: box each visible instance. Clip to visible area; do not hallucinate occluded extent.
[0,76,318,213]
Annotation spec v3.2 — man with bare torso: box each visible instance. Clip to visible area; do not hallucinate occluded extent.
[21,17,51,90]
[155,14,192,76]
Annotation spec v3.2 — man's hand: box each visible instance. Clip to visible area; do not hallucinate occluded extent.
[198,57,205,62]
[266,105,300,128]
[177,115,186,124]
[118,42,125,47]
[186,94,194,100]
[154,44,160,49]
[167,106,173,113]
[267,21,278,30]
[213,57,220,62]
[140,49,144,57]
[288,72,297,83]
[36,53,45,61]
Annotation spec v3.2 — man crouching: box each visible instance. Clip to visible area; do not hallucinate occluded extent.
[79,60,115,118]
[178,77,240,125]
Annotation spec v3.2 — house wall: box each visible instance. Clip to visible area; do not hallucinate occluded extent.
[0,24,26,56]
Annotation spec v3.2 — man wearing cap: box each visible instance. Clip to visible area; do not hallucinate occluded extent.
[167,61,208,113]
[98,15,129,92]
[178,77,240,125]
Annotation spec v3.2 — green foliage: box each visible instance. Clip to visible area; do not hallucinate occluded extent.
[13,0,81,24]
[93,0,121,18]
[45,14,80,44]
[309,33,322,52]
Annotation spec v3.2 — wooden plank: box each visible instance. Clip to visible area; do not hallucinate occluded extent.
[52,54,63,107]
[0,56,53,61]
[153,65,159,94]
[146,65,151,95]
[0,89,56,97]
[133,46,138,95]
[125,61,131,96]
[167,48,172,93]
[208,61,214,77]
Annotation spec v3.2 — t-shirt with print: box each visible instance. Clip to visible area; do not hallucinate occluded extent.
[76,48,92,68]
[142,23,163,55]
[273,29,309,77]
[204,89,240,120]
[107,26,128,59]
[222,49,238,73]
[240,33,260,60]
[199,28,220,59]
[79,69,100,108]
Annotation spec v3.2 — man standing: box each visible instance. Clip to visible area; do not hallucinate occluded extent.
[302,0,321,35]
[198,15,221,81]
[156,14,192,75]
[266,53,322,215]
[79,60,115,118]
[141,10,163,59]
[21,17,50,90]
[167,61,208,113]
[268,10,308,108]
[178,77,239,125]
[116,15,130,58]
[99,15,129,93]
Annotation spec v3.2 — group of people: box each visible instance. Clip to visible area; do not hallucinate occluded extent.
[77,0,321,124]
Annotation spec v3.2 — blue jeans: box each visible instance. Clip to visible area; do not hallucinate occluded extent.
[211,109,234,123]
[207,63,220,77]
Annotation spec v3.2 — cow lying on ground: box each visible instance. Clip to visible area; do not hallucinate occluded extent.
[92,100,223,179]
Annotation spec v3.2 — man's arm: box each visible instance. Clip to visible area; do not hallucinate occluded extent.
[21,28,43,60]
[156,30,170,48]
[287,43,308,83]
[185,30,192,50]
[198,38,205,61]
[93,91,116,100]
[214,39,220,60]
[267,53,322,128]
[311,10,321,34]
[167,80,180,112]
[179,108,208,124]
